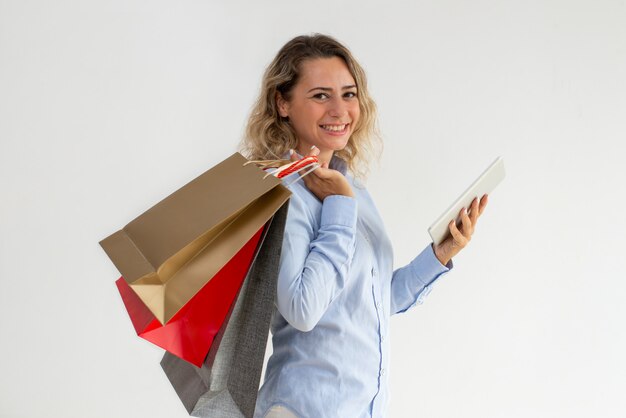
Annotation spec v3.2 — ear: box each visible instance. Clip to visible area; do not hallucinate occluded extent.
[275,91,290,118]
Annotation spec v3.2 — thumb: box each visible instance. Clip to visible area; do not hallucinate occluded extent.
[289,149,298,162]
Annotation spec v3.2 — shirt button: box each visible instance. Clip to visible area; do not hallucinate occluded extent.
[380,368,386,376]
[381,335,385,342]
[376,302,382,310]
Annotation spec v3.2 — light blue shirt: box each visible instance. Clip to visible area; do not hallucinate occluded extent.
[254,154,453,418]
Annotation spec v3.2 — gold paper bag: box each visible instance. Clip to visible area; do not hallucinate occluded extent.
[99,152,291,324]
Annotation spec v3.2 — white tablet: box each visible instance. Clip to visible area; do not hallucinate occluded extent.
[428,156,505,246]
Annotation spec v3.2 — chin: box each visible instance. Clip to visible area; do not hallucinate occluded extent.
[327,136,351,150]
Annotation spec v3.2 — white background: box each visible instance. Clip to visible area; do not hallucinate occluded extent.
[1,0,625,417]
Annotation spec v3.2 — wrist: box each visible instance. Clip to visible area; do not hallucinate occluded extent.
[432,243,450,266]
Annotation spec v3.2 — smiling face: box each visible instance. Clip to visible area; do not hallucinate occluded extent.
[276,56,360,163]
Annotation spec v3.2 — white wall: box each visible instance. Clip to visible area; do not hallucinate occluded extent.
[1,0,625,417]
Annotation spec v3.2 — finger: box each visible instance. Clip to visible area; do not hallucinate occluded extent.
[449,219,468,248]
[468,197,479,224]
[478,194,488,216]
[288,150,313,184]
[311,162,331,179]
[310,157,330,172]
[460,208,473,238]
[301,165,321,191]
[301,146,322,175]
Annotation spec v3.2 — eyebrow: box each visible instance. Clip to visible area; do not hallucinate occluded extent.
[307,85,357,93]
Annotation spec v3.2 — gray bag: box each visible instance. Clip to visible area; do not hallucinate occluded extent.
[160,203,288,418]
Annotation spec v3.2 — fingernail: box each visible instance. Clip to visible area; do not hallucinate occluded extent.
[289,149,294,156]
[310,145,317,150]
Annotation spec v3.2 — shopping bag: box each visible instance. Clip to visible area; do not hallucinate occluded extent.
[100,152,291,324]
[115,224,266,367]
[160,202,288,418]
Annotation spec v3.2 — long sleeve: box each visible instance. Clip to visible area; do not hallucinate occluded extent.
[276,190,358,332]
[257,162,451,418]
[390,243,453,315]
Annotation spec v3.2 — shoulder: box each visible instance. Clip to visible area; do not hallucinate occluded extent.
[283,174,319,206]
[345,173,371,205]
[281,174,321,225]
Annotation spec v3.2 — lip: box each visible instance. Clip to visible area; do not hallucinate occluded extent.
[319,123,350,136]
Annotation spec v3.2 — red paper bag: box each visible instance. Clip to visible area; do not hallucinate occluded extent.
[116,225,266,367]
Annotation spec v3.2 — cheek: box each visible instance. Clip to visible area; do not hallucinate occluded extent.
[289,104,312,125]
[350,103,361,123]
[302,104,326,125]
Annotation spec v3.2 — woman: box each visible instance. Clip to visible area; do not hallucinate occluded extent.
[240,34,488,418]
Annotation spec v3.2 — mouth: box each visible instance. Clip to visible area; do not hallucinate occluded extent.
[319,123,350,135]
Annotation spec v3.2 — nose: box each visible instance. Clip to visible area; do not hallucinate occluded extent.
[327,97,348,119]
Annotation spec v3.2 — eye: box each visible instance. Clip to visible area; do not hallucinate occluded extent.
[312,92,330,100]
[344,91,358,99]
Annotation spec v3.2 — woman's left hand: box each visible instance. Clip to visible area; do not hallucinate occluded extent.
[433,194,489,266]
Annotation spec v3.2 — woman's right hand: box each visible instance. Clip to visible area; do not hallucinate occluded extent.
[290,146,355,201]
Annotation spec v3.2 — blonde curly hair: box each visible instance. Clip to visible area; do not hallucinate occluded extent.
[239,33,382,181]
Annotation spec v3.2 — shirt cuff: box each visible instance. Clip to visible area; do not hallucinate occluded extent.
[409,244,453,288]
[320,195,357,229]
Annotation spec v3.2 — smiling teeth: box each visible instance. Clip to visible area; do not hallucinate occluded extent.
[321,124,347,132]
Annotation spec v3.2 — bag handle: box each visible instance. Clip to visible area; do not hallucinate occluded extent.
[244,155,320,186]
